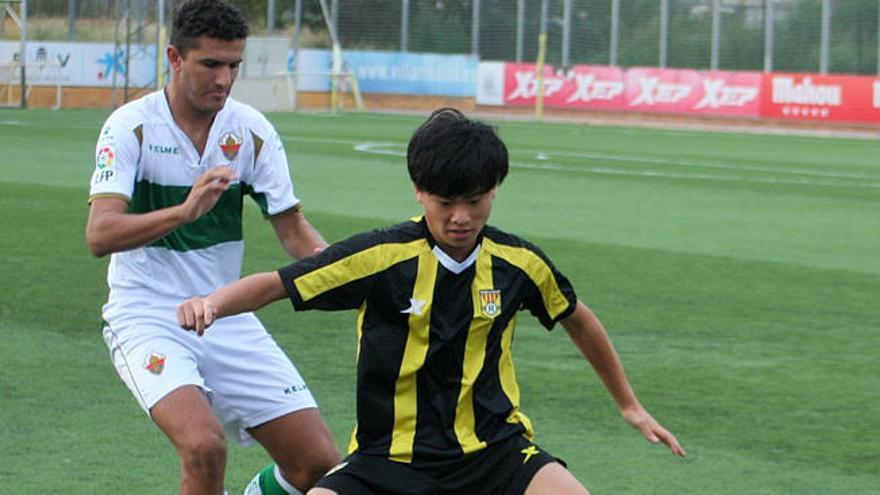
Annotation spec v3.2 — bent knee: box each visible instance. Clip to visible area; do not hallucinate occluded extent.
[177,429,227,465]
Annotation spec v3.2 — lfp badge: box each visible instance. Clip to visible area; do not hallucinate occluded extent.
[479,289,501,317]
[219,132,242,161]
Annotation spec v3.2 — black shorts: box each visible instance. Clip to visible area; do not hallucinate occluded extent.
[314,435,566,494]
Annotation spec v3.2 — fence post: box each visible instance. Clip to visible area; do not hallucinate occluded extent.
[819,0,830,74]
[710,0,720,70]
[401,0,409,52]
[763,0,774,72]
[471,0,480,58]
[516,0,524,62]
[659,0,668,68]
[609,0,619,66]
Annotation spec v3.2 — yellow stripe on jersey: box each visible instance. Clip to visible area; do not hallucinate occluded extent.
[347,302,368,454]
[482,237,571,320]
[389,249,438,463]
[453,249,494,454]
[498,315,535,438]
[295,239,427,302]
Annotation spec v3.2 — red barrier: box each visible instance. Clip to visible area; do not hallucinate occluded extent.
[504,63,625,109]
[493,62,880,126]
[625,67,761,116]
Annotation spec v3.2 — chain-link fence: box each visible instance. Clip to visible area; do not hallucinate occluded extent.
[13,0,880,76]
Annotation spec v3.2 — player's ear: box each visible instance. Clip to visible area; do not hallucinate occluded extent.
[167,45,184,72]
[413,184,425,204]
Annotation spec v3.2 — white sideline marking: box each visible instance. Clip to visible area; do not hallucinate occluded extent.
[345,140,880,189]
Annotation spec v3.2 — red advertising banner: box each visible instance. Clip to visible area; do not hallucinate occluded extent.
[761,73,880,125]
[504,63,625,109]
[496,62,879,125]
[625,67,761,116]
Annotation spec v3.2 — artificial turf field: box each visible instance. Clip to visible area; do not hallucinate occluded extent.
[0,108,877,493]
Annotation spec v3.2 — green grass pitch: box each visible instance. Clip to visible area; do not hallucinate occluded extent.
[0,109,877,493]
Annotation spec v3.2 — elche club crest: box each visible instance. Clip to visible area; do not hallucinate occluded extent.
[479,289,501,317]
[144,352,167,375]
[219,132,242,161]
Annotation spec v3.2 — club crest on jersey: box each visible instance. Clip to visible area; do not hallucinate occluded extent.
[479,289,501,317]
[219,132,242,161]
[144,352,167,375]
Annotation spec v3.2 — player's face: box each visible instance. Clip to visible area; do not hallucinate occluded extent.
[416,187,496,262]
[168,36,245,115]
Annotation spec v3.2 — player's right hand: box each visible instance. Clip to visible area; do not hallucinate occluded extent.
[177,296,218,336]
[180,166,239,223]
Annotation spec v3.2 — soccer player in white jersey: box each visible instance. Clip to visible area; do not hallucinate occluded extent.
[85,1,339,494]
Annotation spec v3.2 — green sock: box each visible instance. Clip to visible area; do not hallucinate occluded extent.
[243,464,302,495]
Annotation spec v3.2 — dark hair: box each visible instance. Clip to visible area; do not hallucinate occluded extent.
[407,108,508,198]
[170,0,249,55]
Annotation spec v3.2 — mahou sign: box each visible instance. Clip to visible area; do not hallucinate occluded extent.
[761,73,880,124]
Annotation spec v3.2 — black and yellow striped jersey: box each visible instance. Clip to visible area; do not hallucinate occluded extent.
[279,216,577,464]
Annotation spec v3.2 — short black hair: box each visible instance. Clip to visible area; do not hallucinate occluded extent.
[170,0,249,55]
[407,108,508,198]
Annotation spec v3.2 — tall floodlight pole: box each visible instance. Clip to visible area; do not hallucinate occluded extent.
[561,0,571,69]
[401,0,409,52]
[516,0,524,62]
[710,0,720,70]
[471,0,480,57]
[819,0,830,74]
[763,0,774,72]
[535,0,548,119]
[659,0,668,68]
[609,0,619,66]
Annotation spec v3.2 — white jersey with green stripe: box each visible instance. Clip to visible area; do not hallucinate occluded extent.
[89,90,300,303]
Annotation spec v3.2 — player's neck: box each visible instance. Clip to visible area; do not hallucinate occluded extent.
[164,86,216,156]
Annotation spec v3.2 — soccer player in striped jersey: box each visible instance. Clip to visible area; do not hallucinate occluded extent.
[85,1,339,494]
[178,108,686,494]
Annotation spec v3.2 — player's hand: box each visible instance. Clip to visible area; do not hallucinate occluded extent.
[177,296,218,336]
[621,405,687,457]
[180,166,239,223]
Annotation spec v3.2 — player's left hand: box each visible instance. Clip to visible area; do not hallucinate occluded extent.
[622,405,687,457]
[177,296,218,336]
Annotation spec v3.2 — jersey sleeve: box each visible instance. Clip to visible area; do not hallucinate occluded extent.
[278,231,383,312]
[519,244,578,330]
[245,128,299,216]
[88,115,141,202]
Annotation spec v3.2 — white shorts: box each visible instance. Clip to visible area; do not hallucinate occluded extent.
[101,296,317,445]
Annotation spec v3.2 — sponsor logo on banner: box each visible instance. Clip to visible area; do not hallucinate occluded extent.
[630,77,691,106]
[219,133,242,161]
[479,289,501,317]
[767,75,842,119]
[508,70,566,101]
[694,79,758,109]
[566,73,625,103]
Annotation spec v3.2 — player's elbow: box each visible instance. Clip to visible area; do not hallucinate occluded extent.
[85,229,112,257]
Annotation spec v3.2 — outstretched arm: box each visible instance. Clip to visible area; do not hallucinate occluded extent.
[177,271,287,336]
[561,301,686,457]
[269,208,328,260]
